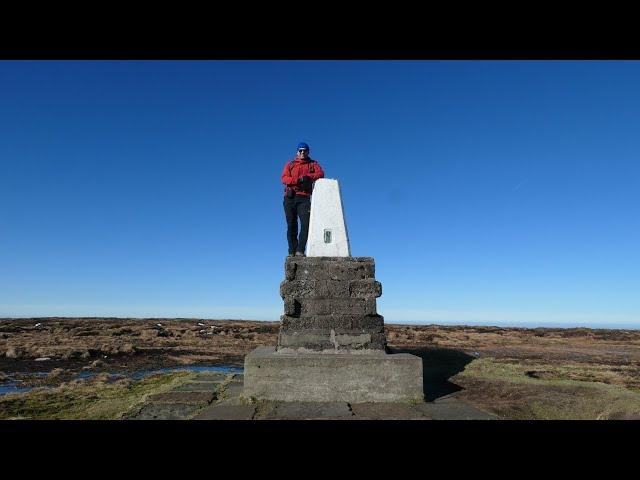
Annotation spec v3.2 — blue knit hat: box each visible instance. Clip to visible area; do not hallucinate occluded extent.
[297,142,310,151]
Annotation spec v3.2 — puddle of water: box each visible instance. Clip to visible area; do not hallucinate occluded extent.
[0,372,51,395]
[75,364,243,381]
[0,381,36,395]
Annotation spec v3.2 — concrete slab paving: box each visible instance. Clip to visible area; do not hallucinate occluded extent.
[132,403,202,420]
[221,382,244,397]
[350,402,430,420]
[147,391,215,405]
[193,404,256,420]
[263,401,355,420]
[173,382,222,392]
[131,372,496,420]
[414,399,497,420]
[193,373,229,382]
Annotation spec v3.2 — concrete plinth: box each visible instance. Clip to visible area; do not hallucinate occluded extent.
[243,346,424,403]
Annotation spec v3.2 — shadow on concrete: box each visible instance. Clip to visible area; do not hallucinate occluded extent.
[387,346,475,402]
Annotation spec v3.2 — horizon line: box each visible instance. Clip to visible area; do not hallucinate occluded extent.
[1,315,639,331]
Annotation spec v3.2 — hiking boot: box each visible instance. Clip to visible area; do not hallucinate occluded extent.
[295,252,305,257]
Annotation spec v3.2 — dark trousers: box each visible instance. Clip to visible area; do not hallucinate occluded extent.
[283,195,311,254]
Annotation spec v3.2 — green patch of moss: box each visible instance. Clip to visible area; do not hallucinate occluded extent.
[0,371,196,420]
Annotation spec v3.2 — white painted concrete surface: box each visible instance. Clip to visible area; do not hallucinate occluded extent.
[307,178,351,257]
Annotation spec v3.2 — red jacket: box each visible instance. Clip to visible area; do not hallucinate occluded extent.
[281,157,325,197]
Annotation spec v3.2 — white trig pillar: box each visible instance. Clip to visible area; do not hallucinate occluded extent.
[306,178,351,257]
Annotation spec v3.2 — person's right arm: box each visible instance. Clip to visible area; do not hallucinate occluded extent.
[281,162,296,186]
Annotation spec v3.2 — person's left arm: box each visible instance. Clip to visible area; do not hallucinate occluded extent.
[309,161,325,181]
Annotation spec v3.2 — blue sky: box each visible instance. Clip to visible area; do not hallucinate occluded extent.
[1,60,639,328]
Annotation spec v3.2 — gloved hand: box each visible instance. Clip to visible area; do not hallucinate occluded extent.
[298,175,311,191]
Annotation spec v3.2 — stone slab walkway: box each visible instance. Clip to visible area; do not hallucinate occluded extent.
[128,372,498,420]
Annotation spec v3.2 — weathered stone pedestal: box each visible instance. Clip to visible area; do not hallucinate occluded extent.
[243,257,424,403]
[278,256,386,352]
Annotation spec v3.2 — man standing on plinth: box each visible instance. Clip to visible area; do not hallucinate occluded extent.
[281,142,325,257]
